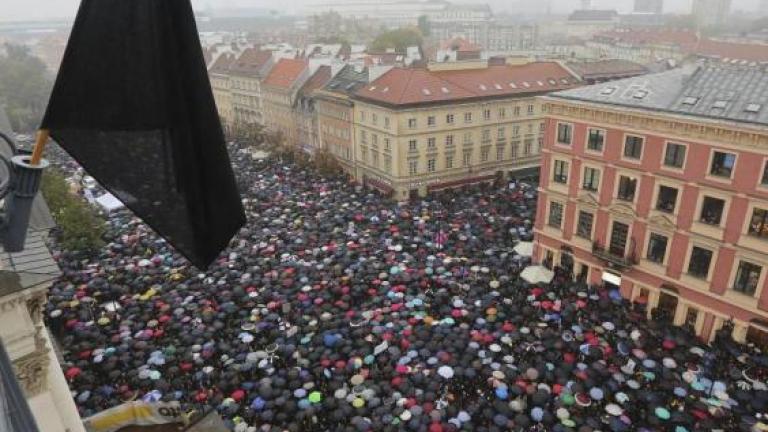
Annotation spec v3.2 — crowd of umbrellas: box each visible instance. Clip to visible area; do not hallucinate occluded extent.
[43,142,768,432]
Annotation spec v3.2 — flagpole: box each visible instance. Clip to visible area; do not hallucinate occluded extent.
[30,129,50,166]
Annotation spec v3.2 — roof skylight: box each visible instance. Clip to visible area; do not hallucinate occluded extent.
[745,103,762,113]
[712,100,728,109]
[509,82,517,88]
[441,87,450,94]
[600,87,617,95]
[422,88,431,96]
[681,96,699,105]
[632,89,648,99]
[479,84,487,91]
[494,83,503,90]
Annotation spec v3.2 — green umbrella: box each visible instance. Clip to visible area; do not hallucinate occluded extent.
[309,391,322,404]
[561,394,575,406]
[655,407,670,420]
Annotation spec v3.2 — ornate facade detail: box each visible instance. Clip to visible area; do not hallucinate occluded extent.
[608,202,638,218]
[576,192,600,208]
[13,349,50,397]
[648,213,677,231]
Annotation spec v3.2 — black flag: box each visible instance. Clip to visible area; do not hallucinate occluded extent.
[42,0,246,268]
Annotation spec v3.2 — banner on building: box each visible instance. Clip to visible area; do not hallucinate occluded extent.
[83,401,183,432]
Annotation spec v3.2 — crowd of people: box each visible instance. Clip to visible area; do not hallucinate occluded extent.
[44,143,768,431]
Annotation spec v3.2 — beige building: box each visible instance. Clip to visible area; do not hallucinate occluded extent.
[261,58,311,148]
[351,60,581,199]
[209,53,237,127]
[228,48,274,126]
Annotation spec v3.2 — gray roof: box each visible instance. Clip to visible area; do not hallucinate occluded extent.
[568,10,618,21]
[323,64,369,96]
[0,231,60,293]
[549,62,768,127]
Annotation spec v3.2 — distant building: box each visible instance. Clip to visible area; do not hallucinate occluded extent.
[209,53,237,127]
[307,0,448,28]
[428,4,493,48]
[535,62,768,345]
[634,0,663,14]
[351,61,581,198]
[316,65,371,175]
[261,58,311,148]
[565,59,648,84]
[435,37,483,62]
[228,48,275,126]
[693,0,732,28]
[566,10,620,39]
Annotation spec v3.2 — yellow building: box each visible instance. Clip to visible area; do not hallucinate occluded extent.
[261,58,310,148]
[351,61,581,199]
[209,53,236,127]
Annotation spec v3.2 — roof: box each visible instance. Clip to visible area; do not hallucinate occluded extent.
[263,58,308,89]
[595,28,699,46]
[0,231,60,293]
[568,10,619,22]
[566,59,648,80]
[298,65,333,98]
[549,62,768,127]
[209,53,236,74]
[695,39,768,62]
[229,48,272,77]
[440,37,482,52]
[323,64,369,95]
[355,62,580,107]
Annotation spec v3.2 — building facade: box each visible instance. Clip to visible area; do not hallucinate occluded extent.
[316,65,370,175]
[534,63,768,346]
[228,48,275,126]
[209,53,237,127]
[693,0,732,28]
[352,61,581,198]
[295,65,333,154]
[261,58,310,148]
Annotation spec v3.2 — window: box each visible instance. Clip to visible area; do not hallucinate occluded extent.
[427,137,436,149]
[360,130,367,144]
[762,161,768,185]
[514,106,520,116]
[481,148,489,162]
[624,135,643,160]
[372,134,378,146]
[609,221,629,256]
[734,261,762,296]
[464,112,472,123]
[512,126,520,136]
[497,127,505,140]
[557,123,572,145]
[428,158,436,172]
[372,151,379,167]
[710,151,736,178]
[408,118,417,128]
[700,196,725,225]
[548,202,563,228]
[524,139,533,155]
[587,129,604,152]
[445,155,453,169]
[646,233,668,264]
[576,211,593,239]
[446,114,454,124]
[664,143,686,168]
[360,111,366,121]
[656,186,678,213]
[748,208,768,238]
[582,167,600,191]
[409,160,418,175]
[483,109,491,120]
[498,108,506,118]
[385,156,391,172]
[617,176,636,201]
[409,140,417,152]
[527,104,534,114]
[511,141,519,158]
[685,307,698,328]
[384,117,390,129]
[462,133,471,145]
[482,129,491,142]
[372,113,377,125]
[688,246,713,279]
[384,138,390,150]
[462,151,471,166]
[539,122,545,132]
[496,146,504,161]
[427,116,435,127]
[361,148,367,163]
[553,160,569,184]
[445,135,454,146]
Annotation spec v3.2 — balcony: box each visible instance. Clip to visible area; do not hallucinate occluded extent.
[592,240,638,271]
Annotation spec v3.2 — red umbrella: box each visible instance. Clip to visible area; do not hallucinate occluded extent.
[65,367,82,380]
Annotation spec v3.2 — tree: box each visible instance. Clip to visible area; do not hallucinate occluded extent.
[0,44,53,132]
[417,16,431,37]
[370,27,424,53]
[41,168,105,252]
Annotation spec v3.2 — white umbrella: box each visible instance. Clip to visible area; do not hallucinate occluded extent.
[513,241,533,257]
[437,366,454,379]
[520,266,554,284]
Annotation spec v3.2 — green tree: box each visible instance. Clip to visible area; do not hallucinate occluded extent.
[370,27,423,53]
[0,44,53,132]
[41,169,105,252]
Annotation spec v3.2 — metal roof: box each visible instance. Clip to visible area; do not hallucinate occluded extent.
[550,62,768,127]
[0,231,60,293]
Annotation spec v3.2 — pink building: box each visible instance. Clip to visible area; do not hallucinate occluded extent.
[534,63,768,346]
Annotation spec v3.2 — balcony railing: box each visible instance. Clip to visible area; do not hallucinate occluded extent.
[592,240,638,270]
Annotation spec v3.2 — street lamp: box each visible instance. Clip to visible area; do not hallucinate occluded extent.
[0,131,49,252]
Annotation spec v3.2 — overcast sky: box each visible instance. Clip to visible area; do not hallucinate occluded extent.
[1,0,762,22]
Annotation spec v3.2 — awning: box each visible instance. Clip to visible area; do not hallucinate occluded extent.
[427,174,496,192]
[601,271,622,286]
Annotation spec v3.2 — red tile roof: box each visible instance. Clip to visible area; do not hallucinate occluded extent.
[355,62,580,106]
[229,48,273,77]
[263,58,308,89]
[298,65,333,97]
[209,53,236,74]
[595,29,699,46]
[694,39,768,62]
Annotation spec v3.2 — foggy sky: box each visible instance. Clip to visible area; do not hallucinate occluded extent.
[1,0,762,22]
